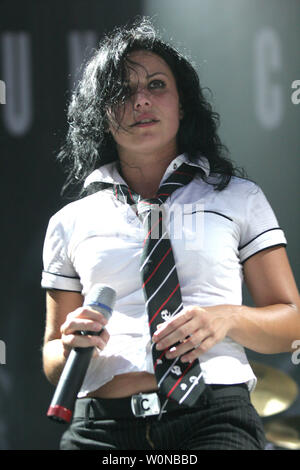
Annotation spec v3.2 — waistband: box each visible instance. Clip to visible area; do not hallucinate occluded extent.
[73,383,249,421]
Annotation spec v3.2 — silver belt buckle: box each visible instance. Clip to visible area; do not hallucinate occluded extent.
[131,392,161,418]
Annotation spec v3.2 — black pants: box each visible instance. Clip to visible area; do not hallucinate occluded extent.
[60,384,266,450]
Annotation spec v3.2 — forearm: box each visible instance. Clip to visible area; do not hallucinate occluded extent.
[43,339,69,386]
[43,290,110,386]
[228,302,300,354]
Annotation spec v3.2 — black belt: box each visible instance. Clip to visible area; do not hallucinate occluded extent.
[73,383,249,420]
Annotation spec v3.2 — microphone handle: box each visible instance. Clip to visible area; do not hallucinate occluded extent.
[47,346,94,423]
[46,283,116,424]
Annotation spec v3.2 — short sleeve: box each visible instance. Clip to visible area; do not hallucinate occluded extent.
[239,184,287,264]
[41,213,82,292]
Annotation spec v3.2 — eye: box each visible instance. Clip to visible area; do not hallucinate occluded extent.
[148,79,166,90]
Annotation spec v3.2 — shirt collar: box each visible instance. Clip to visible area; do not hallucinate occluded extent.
[83,153,210,188]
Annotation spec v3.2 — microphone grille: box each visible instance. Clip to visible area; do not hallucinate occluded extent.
[84,284,117,311]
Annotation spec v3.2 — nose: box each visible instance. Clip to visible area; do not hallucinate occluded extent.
[132,88,151,110]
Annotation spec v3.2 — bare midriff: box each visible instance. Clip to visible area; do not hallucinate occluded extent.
[86,371,158,398]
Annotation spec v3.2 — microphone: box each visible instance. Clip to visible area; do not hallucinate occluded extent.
[47,283,116,424]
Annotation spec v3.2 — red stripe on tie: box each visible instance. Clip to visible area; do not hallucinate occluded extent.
[173,171,192,176]
[143,216,162,247]
[154,349,169,371]
[141,201,157,207]
[148,283,179,326]
[166,359,195,398]
[127,187,135,203]
[142,247,172,287]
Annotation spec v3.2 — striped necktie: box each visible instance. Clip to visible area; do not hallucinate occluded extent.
[114,162,206,407]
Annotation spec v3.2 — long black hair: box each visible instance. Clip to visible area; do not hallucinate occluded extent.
[57,17,245,197]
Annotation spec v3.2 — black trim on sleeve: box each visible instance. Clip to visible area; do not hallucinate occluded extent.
[189,210,233,222]
[42,270,80,280]
[241,243,287,265]
[239,227,283,250]
[42,287,83,293]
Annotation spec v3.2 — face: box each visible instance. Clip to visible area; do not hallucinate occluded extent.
[108,50,182,161]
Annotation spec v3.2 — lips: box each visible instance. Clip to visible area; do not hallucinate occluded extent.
[130,114,159,127]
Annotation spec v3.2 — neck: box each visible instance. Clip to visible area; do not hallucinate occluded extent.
[118,148,178,198]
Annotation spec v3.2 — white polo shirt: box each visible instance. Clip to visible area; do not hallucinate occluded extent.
[41,153,287,397]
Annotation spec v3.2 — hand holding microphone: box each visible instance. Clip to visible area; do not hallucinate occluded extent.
[47,284,116,424]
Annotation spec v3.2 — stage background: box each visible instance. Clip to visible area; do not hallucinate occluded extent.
[0,0,299,449]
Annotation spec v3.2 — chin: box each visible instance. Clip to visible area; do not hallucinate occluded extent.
[134,136,177,154]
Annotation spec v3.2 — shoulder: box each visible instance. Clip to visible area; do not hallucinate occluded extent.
[191,174,277,227]
[217,176,273,223]
[209,175,266,208]
[48,190,112,226]
[193,173,262,204]
[210,174,260,196]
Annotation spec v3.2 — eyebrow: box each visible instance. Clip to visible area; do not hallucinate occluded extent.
[126,71,168,82]
[124,70,169,86]
[146,71,169,79]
